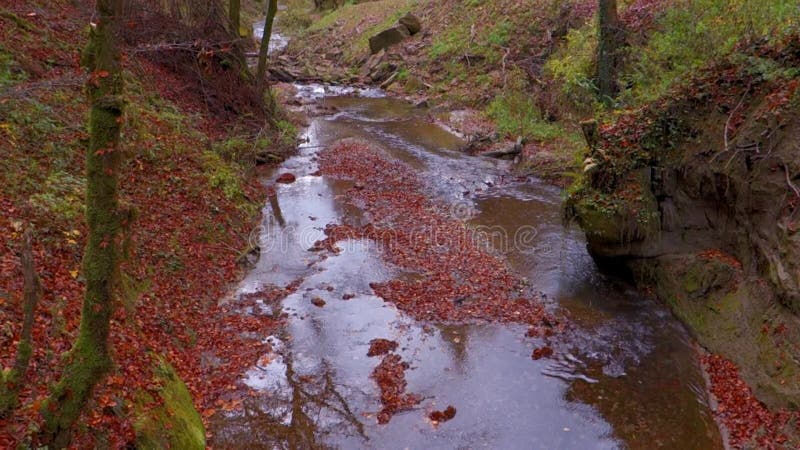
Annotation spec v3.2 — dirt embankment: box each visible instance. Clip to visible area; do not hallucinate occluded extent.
[566,44,800,447]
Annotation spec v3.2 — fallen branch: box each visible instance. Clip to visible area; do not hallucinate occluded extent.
[0,76,87,100]
[131,38,245,54]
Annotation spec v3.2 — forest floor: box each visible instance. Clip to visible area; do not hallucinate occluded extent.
[0,0,300,447]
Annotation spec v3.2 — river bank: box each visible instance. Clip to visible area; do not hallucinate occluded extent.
[0,0,296,446]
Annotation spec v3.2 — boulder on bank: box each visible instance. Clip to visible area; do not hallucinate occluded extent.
[367,13,422,54]
[369,25,411,54]
[399,13,422,35]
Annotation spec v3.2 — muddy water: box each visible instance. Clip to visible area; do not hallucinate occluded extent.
[210,86,723,449]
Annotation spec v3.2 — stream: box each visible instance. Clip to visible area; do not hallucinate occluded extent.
[208,86,724,449]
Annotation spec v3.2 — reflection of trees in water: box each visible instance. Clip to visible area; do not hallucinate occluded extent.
[437,324,469,374]
[269,192,286,228]
[211,356,366,449]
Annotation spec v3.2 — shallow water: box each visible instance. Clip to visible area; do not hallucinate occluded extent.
[210,85,723,449]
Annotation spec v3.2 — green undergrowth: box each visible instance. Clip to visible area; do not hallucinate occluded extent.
[487,91,566,141]
[0,48,27,88]
[547,0,800,113]
[557,0,800,234]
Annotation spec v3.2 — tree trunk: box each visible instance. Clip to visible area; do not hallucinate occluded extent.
[0,230,42,417]
[597,0,622,104]
[40,0,125,447]
[255,0,278,92]
[229,0,241,37]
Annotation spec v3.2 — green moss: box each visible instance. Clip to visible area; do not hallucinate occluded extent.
[202,150,245,200]
[0,369,17,415]
[643,254,800,407]
[0,11,35,32]
[429,26,470,59]
[42,334,114,445]
[486,20,513,46]
[28,171,86,223]
[0,49,27,88]
[134,355,205,450]
[567,170,660,247]
[681,269,702,296]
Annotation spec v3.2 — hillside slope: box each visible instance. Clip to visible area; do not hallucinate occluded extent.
[0,0,291,446]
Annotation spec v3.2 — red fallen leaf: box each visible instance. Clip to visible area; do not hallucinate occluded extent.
[96,70,110,78]
[315,141,556,329]
[311,297,326,307]
[276,173,297,184]
[429,405,457,423]
[531,346,553,360]
[367,338,398,357]
[342,293,356,300]
[371,354,420,424]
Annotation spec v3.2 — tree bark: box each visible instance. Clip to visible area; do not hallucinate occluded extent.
[0,230,42,417]
[40,0,125,447]
[255,0,278,92]
[229,0,241,37]
[597,0,622,104]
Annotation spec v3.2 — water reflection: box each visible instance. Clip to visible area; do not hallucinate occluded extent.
[213,355,365,449]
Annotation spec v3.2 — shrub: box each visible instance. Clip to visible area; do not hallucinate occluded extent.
[623,0,800,104]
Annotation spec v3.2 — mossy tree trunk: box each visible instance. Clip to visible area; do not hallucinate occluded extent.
[255,0,278,92]
[0,231,42,416]
[229,0,241,36]
[597,0,623,104]
[40,0,125,447]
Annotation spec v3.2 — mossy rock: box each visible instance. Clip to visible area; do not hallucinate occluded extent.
[636,255,800,409]
[570,169,660,252]
[572,200,630,244]
[134,355,205,450]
